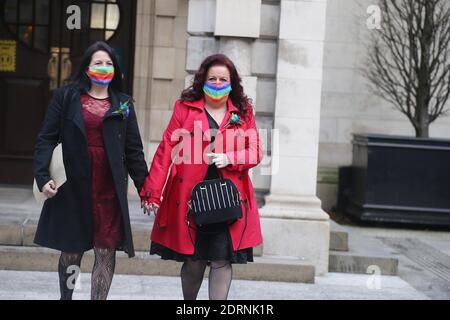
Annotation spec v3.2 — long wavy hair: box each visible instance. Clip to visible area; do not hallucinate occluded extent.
[71,41,124,93]
[181,54,253,117]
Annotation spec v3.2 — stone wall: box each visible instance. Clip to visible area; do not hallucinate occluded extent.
[131,0,450,210]
[179,0,280,194]
[129,0,188,195]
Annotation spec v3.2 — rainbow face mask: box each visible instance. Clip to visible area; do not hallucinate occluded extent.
[87,65,115,86]
[203,82,232,102]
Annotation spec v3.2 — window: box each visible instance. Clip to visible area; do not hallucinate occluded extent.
[2,0,120,53]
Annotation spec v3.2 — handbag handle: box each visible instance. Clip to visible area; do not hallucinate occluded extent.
[209,160,226,181]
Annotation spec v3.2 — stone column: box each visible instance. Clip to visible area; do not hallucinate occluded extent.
[130,0,188,196]
[129,0,154,195]
[259,0,330,275]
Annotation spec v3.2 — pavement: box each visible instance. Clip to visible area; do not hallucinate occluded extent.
[0,270,428,300]
[341,225,450,300]
[0,185,449,300]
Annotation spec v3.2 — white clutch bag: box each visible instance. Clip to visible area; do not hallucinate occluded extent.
[33,143,67,205]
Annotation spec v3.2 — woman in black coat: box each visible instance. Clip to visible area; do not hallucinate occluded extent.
[34,41,148,300]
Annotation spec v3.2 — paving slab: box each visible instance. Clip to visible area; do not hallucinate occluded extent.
[0,270,428,300]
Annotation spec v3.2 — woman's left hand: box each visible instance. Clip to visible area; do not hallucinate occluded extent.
[207,153,231,169]
[141,200,159,216]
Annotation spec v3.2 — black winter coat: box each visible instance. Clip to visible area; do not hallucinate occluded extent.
[34,84,148,257]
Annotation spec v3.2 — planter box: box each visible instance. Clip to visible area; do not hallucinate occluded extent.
[343,133,450,226]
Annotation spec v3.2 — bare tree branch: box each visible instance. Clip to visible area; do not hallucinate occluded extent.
[364,0,450,137]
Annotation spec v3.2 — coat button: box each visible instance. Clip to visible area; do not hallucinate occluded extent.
[179,178,183,183]
[176,200,180,206]
[238,176,243,180]
[118,133,122,139]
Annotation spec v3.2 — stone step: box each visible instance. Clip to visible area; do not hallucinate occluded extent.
[0,216,265,256]
[329,220,349,251]
[329,230,349,252]
[0,246,315,283]
[1,213,397,276]
[0,215,344,254]
[328,251,398,275]
[328,230,399,275]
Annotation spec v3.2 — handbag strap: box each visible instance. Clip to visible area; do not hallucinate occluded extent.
[203,159,226,182]
[213,163,225,180]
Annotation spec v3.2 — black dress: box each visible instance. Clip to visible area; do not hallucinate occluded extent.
[150,110,253,264]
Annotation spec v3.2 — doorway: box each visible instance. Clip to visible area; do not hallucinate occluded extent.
[0,0,136,184]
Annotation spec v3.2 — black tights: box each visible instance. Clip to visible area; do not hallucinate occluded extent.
[180,259,232,300]
[58,252,83,300]
[58,248,116,300]
[90,248,116,300]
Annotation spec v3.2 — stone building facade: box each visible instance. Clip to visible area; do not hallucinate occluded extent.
[130,0,450,274]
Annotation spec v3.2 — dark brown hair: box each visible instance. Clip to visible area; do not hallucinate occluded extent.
[181,54,253,117]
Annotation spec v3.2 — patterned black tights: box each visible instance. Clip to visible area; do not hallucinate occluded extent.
[58,248,116,300]
[91,248,116,300]
[58,252,83,300]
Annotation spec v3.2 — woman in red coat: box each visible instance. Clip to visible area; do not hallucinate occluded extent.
[140,54,263,300]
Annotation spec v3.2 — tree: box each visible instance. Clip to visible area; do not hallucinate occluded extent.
[366,0,450,138]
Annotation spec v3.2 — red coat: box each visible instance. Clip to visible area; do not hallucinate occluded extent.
[140,98,263,254]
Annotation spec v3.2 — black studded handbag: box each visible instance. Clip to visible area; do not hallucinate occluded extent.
[188,170,243,226]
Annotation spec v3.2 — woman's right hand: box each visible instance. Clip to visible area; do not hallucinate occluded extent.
[42,180,58,199]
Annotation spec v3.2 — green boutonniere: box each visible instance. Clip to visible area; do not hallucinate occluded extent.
[113,100,131,120]
[224,112,243,128]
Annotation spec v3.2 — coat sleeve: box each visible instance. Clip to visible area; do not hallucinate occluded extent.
[33,87,65,191]
[225,110,263,172]
[140,101,184,205]
[125,101,148,193]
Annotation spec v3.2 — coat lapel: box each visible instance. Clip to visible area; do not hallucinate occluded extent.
[218,99,240,134]
[193,110,212,141]
[184,98,211,141]
[70,90,87,141]
[103,87,121,120]
[184,97,241,141]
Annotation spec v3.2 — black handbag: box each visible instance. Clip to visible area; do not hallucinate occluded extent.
[189,170,243,226]
[186,170,249,258]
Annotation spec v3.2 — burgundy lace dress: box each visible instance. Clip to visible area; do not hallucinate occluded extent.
[81,93,124,249]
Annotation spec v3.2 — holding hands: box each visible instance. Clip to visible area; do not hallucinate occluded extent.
[142,200,159,216]
[141,153,230,216]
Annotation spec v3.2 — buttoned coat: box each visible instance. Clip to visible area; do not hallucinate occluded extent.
[140,98,263,254]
